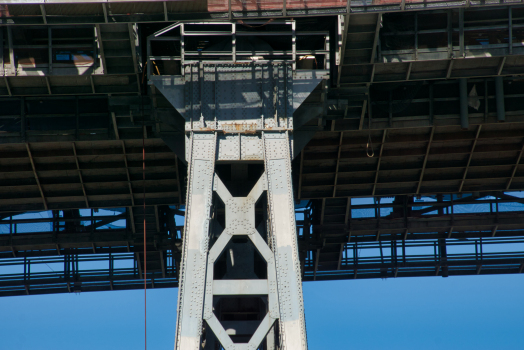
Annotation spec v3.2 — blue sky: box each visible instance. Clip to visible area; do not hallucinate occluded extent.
[1,273,523,350]
[2,194,524,348]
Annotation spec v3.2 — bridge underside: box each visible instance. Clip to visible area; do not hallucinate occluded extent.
[2,192,524,297]
[1,1,524,308]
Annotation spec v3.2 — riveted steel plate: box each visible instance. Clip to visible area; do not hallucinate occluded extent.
[175,133,216,350]
[240,134,263,161]
[217,134,240,161]
[151,65,325,133]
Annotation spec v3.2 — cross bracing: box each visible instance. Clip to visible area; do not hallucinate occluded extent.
[0,1,522,341]
[2,192,524,297]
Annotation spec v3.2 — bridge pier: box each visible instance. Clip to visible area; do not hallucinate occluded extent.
[150,33,325,348]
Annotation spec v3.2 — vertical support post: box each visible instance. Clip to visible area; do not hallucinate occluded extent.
[438,238,448,277]
[459,8,465,58]
[370,14,381,65]
[429,82,434,125]
[180,24,185,67]
[484,78,488,123]
[414,13,418,61]
[459,78,469,129]
[509,7,513,55]
[175,133,216,350]
[0,27,4,75]
[231,23,236,63]
[367,93,373,129]
[111,112,120,139]
[20,97,26,141]
[48,27,52,74]
[495,76,505,122]
[447,10,452,59]
[7,26,15,75]
[163,1,168,22]
[75,96,79,140]
[95,25,106,74]
[128,23,139,75]
[263,132,308,350]
[102,3,108,23]
[146,37,151,78]
[388,90,393,127]
[292,21,296,71]
[93,26,98,71]
[324,29,330,72]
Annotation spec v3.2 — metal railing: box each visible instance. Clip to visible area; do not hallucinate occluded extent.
[147,20,330,77]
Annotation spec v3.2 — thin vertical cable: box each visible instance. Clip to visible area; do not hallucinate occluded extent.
[142,103,147,350]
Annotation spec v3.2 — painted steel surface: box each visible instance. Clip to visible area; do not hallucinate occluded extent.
[175,133,216,350]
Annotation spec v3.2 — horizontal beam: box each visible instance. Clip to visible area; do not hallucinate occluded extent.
[212,280,268,295]
[0,276,178,297]
[313,213,524,240]
[305,263,524,282]
[0,1,518,28]
[0,230,181,257]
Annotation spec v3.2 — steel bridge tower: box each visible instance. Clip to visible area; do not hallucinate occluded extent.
[148,22,327,349]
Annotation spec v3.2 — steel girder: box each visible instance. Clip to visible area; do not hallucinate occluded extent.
[176,130,310,349]
[150,24,324,346]
[169,70,321,349]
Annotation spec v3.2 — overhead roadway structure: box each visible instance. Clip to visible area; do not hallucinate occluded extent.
[2,0,524,348]
[0,0,515,25]
[3,192,524,291]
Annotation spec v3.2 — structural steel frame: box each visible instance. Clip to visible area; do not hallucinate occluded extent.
[0,6,523,350]
[0,0,521,25]
[3,192,524,297]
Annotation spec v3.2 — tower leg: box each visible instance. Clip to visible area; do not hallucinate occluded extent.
[263,132,307,349]
[175,132,307,350]
[175,133,216,350]
[150,57,322,350]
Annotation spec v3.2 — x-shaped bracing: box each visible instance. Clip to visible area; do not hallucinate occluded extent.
[204,173,279,349]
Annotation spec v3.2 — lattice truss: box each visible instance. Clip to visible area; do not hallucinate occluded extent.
[204,172,278,348]
[148,21,325,346]
[176,132,308,349]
